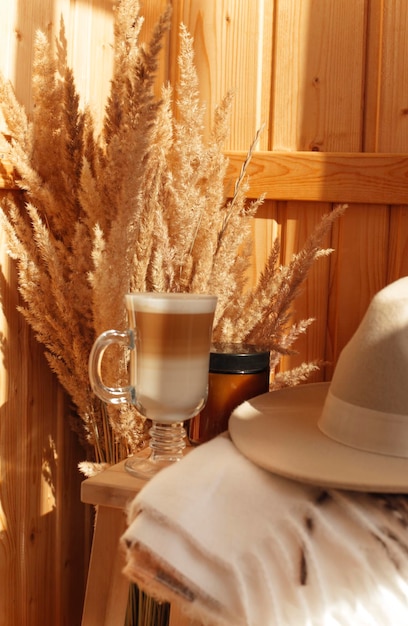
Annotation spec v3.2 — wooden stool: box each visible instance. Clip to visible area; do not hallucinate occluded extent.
[81,459,193,626]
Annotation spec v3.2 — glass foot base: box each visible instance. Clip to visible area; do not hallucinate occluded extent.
[124,449,184,478]
[125,421,187,479]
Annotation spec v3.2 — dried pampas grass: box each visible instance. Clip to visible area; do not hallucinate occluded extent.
[0,0,344,467]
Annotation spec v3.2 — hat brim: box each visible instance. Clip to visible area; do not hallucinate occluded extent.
[228,382,408,493]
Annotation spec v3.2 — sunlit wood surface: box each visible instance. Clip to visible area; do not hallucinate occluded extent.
[1,1,408,624]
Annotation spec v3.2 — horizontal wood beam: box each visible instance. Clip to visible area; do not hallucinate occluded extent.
[2,151,408,205]
[225,151,408,205]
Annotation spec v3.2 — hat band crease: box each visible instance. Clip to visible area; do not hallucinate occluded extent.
[318,389,408,458]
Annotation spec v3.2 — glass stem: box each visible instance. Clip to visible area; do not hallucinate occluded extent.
[149,422,186,464]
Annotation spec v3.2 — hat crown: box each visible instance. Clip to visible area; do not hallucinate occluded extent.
[319,277,408,457]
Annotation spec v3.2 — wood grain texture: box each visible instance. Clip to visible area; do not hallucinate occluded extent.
[4,150,408,202]
[326,203,390,378]
[387,205,408,282]
[276,200,332,381]
[0,221,89,626]
[363,0,383,152]
[375,1,408,152]
[170,0,274,150]
[81,461,195,626]
[1,1,408,624]
[81,506,129,626]
[272,0,367,152]
[226,151,408,203]
[81,460,145,510]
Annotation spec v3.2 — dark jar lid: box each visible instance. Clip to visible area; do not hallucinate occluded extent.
[209,342,270,374]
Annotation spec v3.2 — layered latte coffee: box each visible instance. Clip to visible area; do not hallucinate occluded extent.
[125,293,216,422]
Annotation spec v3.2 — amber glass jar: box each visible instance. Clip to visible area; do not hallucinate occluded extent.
[188,343,270,445]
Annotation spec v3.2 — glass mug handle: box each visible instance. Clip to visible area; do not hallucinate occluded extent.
[88,329,135,405]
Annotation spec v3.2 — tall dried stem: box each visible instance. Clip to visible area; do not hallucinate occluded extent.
[0,0,344,466]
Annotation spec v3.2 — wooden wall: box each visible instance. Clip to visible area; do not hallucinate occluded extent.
[0,193,90,625]
[1,1,408,624]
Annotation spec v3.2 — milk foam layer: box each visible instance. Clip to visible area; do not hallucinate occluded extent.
[125,292,217,314]
[132,356,209,421]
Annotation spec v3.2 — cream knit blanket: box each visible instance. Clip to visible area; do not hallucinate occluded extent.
[122,434,408,626]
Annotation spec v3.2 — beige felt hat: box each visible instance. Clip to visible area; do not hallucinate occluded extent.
[229,276,408,492]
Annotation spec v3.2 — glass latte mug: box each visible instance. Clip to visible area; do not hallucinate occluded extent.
[88,292,217,477]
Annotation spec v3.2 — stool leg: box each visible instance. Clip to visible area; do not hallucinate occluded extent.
[169,600,200,626]
[82,505,129,626]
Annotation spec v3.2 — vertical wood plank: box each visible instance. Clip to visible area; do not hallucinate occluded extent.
[250,200,281,288]
[277,201,332,381]
[5,0,55,115]
[328,0,408,367]
[270,0,367,380]
[171,0,274,150]
[272,0,367,152]
[0,2,18,82]
[57,390,91,626]
[57,0,114,130]
[363,0,383,153]
[0,219,89,625]
[387,205,408,282]
[0,221,57,625]
[374,0,408,152]
[326,204,389,378]
[368,1,408,292]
